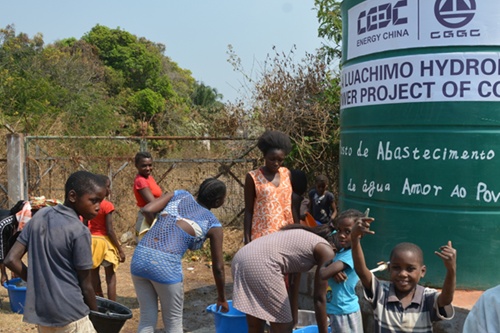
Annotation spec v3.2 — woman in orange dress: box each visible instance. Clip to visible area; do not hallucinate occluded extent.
[244,130,295,244]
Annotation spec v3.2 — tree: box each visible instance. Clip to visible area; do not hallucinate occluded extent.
[0,24,231,139]
[227,45,341,186]
[191,82,223,107]
[83,25,173,97]
[0,25,131,136]
[257,48,340,178]
[0,25,57,132]
[82,24,208,136]
[161,57,195,103]
[128,88,165,119]
[314,0,343,62]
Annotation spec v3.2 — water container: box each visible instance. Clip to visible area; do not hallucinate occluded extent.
[296,309,330,328]
[297,309,316,328]
[339,0,500,289]
[3,277,26,314]
[206,300,248,333]
[89,296,132,333]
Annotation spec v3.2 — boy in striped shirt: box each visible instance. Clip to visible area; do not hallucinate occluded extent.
[351,215,456,333]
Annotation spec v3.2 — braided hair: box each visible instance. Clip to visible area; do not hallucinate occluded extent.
[257,130,292,155]
[332,209,364,227]
[197,178,227,209]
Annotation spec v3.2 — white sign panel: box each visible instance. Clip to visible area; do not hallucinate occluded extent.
[340,52,500,109]
[347,0,500,60]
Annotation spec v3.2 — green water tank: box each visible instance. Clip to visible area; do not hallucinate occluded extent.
[339,0,500,289]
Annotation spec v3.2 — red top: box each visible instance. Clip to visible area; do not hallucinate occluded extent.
[133,174,162,207]
[88,199,115,236]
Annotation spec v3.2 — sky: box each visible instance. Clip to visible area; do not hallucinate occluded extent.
[1,0,324,103]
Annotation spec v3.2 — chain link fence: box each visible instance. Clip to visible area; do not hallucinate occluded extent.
[13,135,259,234]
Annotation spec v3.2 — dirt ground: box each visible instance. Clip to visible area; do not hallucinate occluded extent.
[0,228,244,333]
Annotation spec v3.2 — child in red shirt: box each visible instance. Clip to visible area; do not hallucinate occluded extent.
[88,175,125,301]
[133,152,163,239]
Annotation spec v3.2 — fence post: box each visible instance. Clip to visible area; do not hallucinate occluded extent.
[140,138,148,152]
[7,133,27,205]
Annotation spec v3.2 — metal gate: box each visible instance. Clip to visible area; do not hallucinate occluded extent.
[13,135,258,233]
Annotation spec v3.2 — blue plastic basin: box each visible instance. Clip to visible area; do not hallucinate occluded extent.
[3,277,26,314]
[206,300,248,333]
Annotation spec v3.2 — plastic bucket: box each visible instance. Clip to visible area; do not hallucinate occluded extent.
[297,309,317,328]
[296,309,331,328]
[3,277,26,314]
[294,325,332,333]
[89,296,133,333]
[206,300,248,333]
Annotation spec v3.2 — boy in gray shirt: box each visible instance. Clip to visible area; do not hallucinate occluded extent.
[5,171,106,332]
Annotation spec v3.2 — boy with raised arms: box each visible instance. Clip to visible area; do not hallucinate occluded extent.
[350,215,456,333]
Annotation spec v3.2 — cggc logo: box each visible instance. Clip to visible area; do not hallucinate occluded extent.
[431,0,479,38]
[434,0,476,29]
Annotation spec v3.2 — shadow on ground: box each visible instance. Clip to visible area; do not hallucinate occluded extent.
[183,282,235,333]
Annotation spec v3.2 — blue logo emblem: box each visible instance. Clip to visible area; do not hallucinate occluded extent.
[434,0,476,29]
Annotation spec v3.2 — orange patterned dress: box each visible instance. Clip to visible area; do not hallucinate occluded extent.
[249,167,293,240]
